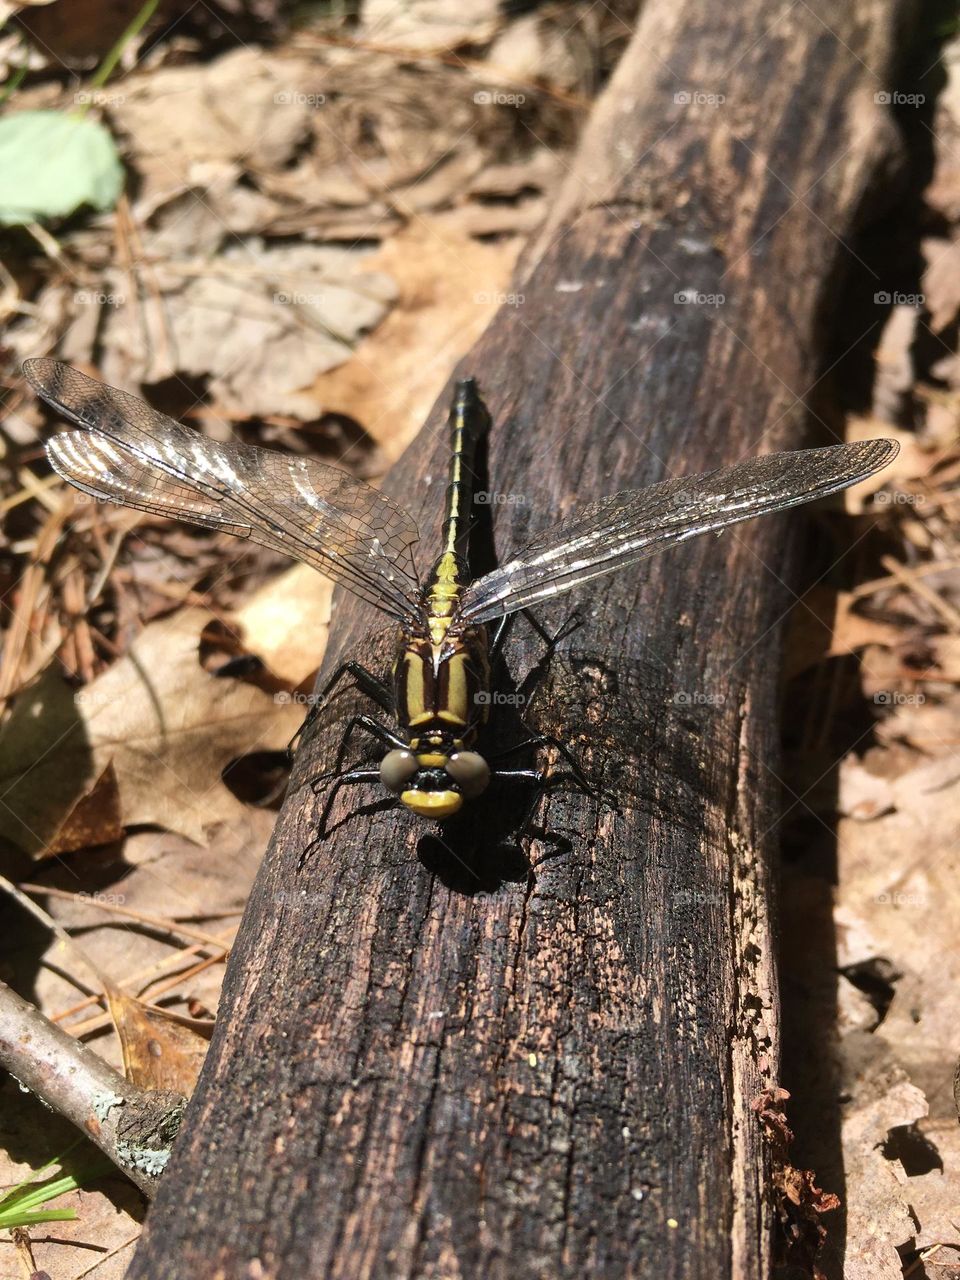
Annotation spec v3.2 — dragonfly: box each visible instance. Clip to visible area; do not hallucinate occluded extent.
[23,358,898,827]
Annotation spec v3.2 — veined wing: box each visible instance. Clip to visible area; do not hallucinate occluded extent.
[24,359,422,625]
[457,438,899,624]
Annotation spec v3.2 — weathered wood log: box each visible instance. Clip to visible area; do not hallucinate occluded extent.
[127,3,915,1276]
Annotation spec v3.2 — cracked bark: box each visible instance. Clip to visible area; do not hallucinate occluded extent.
[127,2,917,1277]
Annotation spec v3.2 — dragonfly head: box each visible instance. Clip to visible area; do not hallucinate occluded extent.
[380,748,491,819]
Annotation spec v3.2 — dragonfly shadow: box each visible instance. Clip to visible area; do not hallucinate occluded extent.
[415,807,532,893]
[415,771,588,893]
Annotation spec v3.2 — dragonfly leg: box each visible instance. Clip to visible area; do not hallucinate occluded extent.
[489,607,583,664]
[309,714,406,795]
[291,660,394,753]
[490,732,595,796]
[490,767,587,858]
[489,614,514,661]
[318,660,393,712]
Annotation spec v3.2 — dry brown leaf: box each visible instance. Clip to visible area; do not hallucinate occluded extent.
[391,143,486,213]
[922,236,960,334]
[830,596,905,656]
[317,216,522,460]
[45,761,124,856]
[838,749,960,821]
[0,808,273,1277]
[0,1097,141,1280]
[0,608,301,855]
[358,0,500,51]
[870,308,918,428]
[12,0,154,62]
[234,563,332,688]
[107,988,206,1094]
[837,1038,929,1280]
[97,240,397,419]
[831,671,960,1271]
[109,47,317,209]
[485,12,581,91]
[928,632,960,679]
[926,34,960,222]
[907,1151,960,1252]
[783,587,903,680]
[872,690,960,749]
[844,418,934,512]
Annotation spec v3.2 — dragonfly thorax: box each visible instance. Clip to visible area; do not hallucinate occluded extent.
[388,610,492,818]
[394,620,491,741]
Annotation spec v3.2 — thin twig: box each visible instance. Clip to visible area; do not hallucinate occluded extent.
[880,553,960,632]
[0,982,182,1198]
[19,883,239,950]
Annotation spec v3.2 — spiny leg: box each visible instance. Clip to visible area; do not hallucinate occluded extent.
[290,659,394,754]
[489,607,584,665]
[489,731,597,798]
[310,714,407,794]
[491,767,584,859]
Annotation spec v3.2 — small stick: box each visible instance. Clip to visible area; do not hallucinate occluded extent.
[0,982,183,1198]
[880,553,960,632]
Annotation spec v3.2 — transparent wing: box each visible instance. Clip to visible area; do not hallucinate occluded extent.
[24,358,422,625]
[457,439,899,623]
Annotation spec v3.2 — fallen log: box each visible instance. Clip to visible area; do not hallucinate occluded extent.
[127,2,916,1276]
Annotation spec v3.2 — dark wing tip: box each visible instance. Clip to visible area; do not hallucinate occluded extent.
[854,437,900,475]
[22,356,64,392]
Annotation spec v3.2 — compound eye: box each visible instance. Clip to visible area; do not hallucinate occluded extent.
[380,749,418,793]
[445,751,491,799]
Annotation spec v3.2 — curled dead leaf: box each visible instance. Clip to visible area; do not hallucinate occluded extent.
[0,608,302,855]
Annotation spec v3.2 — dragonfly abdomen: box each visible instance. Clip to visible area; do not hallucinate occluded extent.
[440,377,488,560]
[424,377,490,644]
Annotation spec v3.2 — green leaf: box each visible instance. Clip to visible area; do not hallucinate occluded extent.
[0,1206,79,1228]
[0,1144,111,1228]
[0,110,123,226]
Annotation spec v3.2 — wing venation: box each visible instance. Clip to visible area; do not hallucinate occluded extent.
[456,439,899,623]
[25,358,422,624]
